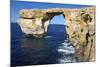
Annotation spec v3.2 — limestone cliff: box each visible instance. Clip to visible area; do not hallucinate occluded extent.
[18,7,95,62]
[64,7,95,62]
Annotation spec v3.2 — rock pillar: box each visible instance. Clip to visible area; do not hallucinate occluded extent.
[18,9,53,38]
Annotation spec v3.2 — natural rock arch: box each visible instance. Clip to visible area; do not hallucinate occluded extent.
[18,7,95,62]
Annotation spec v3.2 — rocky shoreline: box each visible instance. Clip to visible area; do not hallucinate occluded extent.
[18,7,96,62]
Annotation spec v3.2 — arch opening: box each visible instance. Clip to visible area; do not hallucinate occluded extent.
[44,14,76,63]
[47,14,67,40]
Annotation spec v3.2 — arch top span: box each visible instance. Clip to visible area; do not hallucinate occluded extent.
[18,7,95,37]
[19,8,79,19]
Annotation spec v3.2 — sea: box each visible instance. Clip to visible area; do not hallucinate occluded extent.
[11,23,77,66]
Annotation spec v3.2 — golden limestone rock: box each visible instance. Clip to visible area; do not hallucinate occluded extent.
[18,7,95,61]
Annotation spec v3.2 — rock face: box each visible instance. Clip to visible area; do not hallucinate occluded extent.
[18,7,95,62]
[18,8,64,38]
[64,7,95,62]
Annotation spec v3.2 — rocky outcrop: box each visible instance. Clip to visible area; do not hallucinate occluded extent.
[18,8,64,38]
[18,7,95,62]
[64,7,95,62]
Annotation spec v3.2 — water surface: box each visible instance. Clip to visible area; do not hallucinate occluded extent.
[11,23,76,66]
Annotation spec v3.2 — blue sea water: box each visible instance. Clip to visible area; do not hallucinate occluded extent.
[11,23,76,66]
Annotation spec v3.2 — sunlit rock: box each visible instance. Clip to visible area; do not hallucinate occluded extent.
[18,7,95,61]
[65,7,96,62]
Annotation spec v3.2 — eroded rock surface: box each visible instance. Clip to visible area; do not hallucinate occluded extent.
[18,7,95,62]
[64,7,95,62]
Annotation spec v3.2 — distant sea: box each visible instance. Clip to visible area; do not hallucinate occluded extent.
[11,23,77,66]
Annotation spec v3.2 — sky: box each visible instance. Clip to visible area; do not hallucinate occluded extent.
[11,0,92,25]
